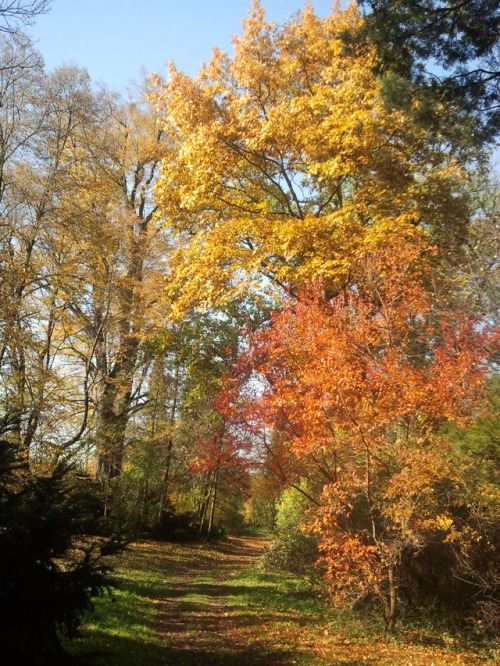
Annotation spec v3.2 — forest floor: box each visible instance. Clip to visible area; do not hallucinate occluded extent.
[68,535,499,665]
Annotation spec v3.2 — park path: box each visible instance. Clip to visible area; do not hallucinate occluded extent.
[104,537,497,666]
[152,536,285,664]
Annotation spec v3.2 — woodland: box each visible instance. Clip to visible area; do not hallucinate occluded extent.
[0,0,499,663]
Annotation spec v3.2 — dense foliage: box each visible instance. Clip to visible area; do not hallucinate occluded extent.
[0,0,499,653]
[0,439,123,662]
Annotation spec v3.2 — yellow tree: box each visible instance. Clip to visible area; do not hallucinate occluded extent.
[91,90,168,481]
[0,43,170,481]
[0,57,106,463]
[153,1,473,314]
[54,81,170,482]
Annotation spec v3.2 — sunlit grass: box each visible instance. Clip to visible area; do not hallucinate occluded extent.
[64,539,499,666]
[221,568,499,665]
[65,542,182,664]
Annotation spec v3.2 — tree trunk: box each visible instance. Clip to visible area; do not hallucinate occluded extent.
[383,567,399,634]
[158,363,180,519]
[199,472,214,534]
[95,378,130,480]
[207,468,219,536]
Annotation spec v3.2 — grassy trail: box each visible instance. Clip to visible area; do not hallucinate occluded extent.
[153,536,272,664]
[68,536,498,665]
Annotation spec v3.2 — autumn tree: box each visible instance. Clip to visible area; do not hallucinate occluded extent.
[0,51,107,465]
[78,83,169,484]
[0,33,174,499]
[153,1,476,316]
[231,240,496,631]
[105,301,253,536]
[160,309,248,535]
[190,372,252,536]
[244,465,279,530]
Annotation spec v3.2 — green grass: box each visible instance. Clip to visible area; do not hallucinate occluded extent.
[65,542,180,664]
[220,568,499,665]
[227,567,378,629]
[228,568,318,617]
[222,568,385,661]
[65,541,248,665]
[64,539,500,666]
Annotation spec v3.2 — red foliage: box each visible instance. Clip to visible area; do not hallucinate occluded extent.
[188,382,253,496]
[227,240,498,627]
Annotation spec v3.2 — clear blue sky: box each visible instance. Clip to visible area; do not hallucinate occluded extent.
[29,0,337,91]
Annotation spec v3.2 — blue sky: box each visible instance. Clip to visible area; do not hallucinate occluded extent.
[30,0,336,91]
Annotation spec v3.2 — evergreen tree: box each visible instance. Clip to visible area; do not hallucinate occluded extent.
[0,427,124,663]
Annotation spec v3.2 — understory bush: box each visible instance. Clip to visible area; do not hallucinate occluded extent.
[262,485,319,577]
[0,441,124,664]
[151,506,200,542]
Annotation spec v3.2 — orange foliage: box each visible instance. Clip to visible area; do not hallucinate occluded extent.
[232,240,497,628]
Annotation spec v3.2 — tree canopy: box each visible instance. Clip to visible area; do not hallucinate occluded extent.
[153,1,474,315]
[359,0,500,142]
[0,0,499,652]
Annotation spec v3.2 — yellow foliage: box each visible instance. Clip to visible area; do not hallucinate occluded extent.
[153,1,471,314]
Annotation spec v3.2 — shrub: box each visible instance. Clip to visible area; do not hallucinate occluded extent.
[150,506,200,542]
[0,441,124,664]
[262,485,319,577]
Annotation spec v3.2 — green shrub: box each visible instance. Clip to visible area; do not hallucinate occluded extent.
[0,441,124,664]
[262,485,319,577]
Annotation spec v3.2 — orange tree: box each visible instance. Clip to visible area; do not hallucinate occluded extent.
[229,241,497,632]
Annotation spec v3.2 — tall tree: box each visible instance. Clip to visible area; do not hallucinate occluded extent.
[0,37,171,484]
[359,0,500,142]
[84,85,169,482]
[153,1,476,315]
[0,54,104,463]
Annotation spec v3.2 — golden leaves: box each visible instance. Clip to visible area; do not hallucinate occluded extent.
[152,2,469,315]
[147,2,498,638]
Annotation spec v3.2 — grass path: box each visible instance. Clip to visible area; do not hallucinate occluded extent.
[152,536,273,664]
[68,536,499,665]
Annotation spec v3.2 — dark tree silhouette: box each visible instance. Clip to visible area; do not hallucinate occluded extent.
[360,0,500,142]
[0,416,124,664]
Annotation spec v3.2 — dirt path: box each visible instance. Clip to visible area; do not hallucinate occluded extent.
[153,536,277,664]
[74,536,498,665]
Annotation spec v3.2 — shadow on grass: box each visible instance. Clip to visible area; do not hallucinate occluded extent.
[72,630,297,665]
[68,537,322,665]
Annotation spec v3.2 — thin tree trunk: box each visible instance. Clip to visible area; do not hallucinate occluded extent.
[207,467,219,536]
[384,567,399,633]
[199,472,214,534]
[158,364,180,519]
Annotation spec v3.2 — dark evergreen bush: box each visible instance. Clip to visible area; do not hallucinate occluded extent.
[0,441,124,664]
